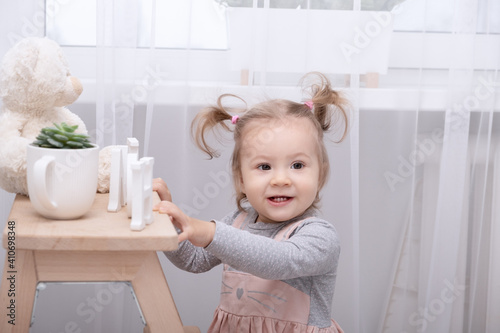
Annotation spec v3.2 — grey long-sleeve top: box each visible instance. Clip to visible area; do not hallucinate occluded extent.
[163,206,341,328]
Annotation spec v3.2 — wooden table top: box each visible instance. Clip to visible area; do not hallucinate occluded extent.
[2,193,178,252]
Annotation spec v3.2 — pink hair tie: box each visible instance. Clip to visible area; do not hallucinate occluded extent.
[231,115,239,124]
[304,100,314,110]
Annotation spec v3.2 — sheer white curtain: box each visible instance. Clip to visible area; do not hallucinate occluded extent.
[372,1,500,333]
[89,1,500,332]
[0,0,499,332]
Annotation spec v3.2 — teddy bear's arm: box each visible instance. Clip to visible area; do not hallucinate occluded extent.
[0,111,32,194]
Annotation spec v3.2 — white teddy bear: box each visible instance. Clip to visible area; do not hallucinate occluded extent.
[0,37,110,195]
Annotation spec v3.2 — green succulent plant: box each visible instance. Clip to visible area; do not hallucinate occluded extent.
[32,122,94,149]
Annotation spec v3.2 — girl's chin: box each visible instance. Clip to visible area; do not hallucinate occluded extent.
[257,211,295,224]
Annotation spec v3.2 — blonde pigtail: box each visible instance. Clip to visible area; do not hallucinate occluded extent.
[303,72,350,142]
[191,94,245,159]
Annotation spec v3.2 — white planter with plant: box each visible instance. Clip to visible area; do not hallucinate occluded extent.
[27,122,99,220]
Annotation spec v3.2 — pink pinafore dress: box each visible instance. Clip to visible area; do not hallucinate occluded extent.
[208,212,344,333]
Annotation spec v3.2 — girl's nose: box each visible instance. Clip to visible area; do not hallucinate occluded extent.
[270,171,291,186]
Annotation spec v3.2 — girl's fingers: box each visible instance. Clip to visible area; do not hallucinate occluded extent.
[156,203,188,240]
[178,231,189,243]
[152,177,172,202]
[154,201,171,215]
[156,201,188,229]
[151,200,212,247]
[169,215,190,243]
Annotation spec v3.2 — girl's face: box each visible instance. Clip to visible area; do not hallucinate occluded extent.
[238,117,321,223]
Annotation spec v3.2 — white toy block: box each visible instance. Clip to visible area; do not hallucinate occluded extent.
[107,138,157,231]
[141,157,155,225]
[126,138,139,218]
[107,145,128,212]
[130,157,155,231]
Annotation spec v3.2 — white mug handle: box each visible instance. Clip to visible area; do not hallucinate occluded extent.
[33,155,58,210]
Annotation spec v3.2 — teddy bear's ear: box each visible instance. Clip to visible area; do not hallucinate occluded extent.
[32,38,69,92]
[11,41,40,80]
[1,37,71,111]
[0,38,40,105]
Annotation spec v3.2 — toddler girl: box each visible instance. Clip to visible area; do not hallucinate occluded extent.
[153,72,348,333]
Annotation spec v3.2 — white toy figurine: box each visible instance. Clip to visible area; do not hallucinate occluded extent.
[130,157,155,231]
[126,138,140,218]
[0,37,112,195]
[107,138,155,231]
[107,145,128,212]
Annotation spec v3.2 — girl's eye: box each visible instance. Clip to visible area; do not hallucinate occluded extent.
[291,162,304,169]
[258,164,271,171]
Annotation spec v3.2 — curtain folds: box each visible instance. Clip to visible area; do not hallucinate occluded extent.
[96,0,141,148]
[377,1,499,332]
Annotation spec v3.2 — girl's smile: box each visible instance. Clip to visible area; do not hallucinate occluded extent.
[267,196,293,206]
[238,117,321,223]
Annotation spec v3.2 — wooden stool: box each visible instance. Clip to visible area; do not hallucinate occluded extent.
[0,193,198,333]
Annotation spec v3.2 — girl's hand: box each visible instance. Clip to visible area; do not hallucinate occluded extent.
[154,200,216,248]
[152,178,172,202]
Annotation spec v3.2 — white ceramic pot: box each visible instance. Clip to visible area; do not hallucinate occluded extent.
[26,144,99,219]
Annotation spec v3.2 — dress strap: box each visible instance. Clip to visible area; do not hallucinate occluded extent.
[273,217,313,241]
[232,211,248,230]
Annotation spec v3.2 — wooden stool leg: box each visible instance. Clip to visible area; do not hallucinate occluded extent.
[132,252,184,333]
[0,250,38,333]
